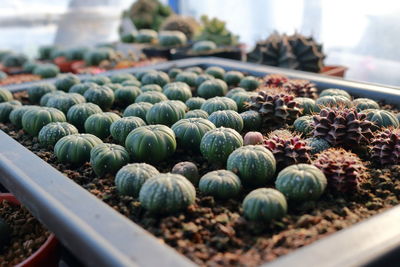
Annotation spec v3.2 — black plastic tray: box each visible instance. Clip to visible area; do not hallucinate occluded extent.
[1,57,400,267]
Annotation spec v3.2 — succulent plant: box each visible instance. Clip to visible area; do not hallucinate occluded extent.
[135,91,168,104]
[120,32,136,43]
[115,163,159,197]
[84,112,121,139]
[243,131,264,146]
[283,80,318,99]
[205,66,225,80]
[361,109,399,129]
[247,89,301,127]
[1,53,28,68]
[312,107,374,146]
[224,71,244,86]
[146,100,186,126]
[315,95,352,108]
[27,84,56,104]
[45,93,86,114]
[197,79,228,99]
[0,101,22,122]
[263,74,289,87]
[109,73,137,84]
[305,137,331,154]
[22,61,38,73]
[9,105,40,128]
[55,74,80,92]
[171,161,199,185]
[208,110,244,132]
[185,97,206,110]
[67,103,102,130]
[201,96,237,114]
[104,83,123,92]
[33,64,60,78]
[65,46,89,61]
[139,173,196,214]
[158,31,187,47]
[192,40,217,52]
[175,71,198,87]
[122,80,141,87]
[54,134,103,165]
[352,98,380,111]
[85,75,111,85]
[110,116,146,144]
[39,91,65,106]
[38,122,78,147]
[293,115,314,136]
[90,143,130,177]
[127,0,172,31]
[69,83,97,95]
[83,86,115,110]
[184,109,209,119]
[140,84,161,93]
[230,91,256,112]
[275,164,327,201]
[370,128,400,166]
[196,15,238,46]
[84,48,114,66]
[22,107,66,136]
[294,97,320,115]
[242,188,287,222]
[319,88,351,100]
[38,45,58,60]
[123,102,153,121]
[163,82,192,102]
[160,15,200,40]
[239,76,260,91]
[141,71,170,87]
[240,110,262,131]
[263,131,311,170]
[288,33,325,72]
[114,86,142,107]
[313,148,368,192]
[136,70,157,81]
[168,68,182,79]
[125,125,176,163]
[200,127,243,165]
[184,66,203,75]
[227,145,276,187]
[0,89,12,103]
[226,87,246,98]
[171,118,215,151]
[199,170,241,199]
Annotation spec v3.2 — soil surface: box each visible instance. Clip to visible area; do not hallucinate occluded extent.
[0,199,50,266]
[1,91,400,267]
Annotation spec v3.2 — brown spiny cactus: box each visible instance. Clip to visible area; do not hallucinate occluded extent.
[283,79,318,99]
[370,128,400,166]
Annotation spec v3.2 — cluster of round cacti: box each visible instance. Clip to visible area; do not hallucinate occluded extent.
[1,66,394,224]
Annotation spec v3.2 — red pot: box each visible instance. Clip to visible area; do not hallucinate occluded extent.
[321,65,348,78]
[54,57,83,73]
[0,193,60,267]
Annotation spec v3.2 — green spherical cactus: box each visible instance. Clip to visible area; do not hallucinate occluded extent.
[239,76,260,91]
[90,143,130,177]
[146,100,185,126]
[109,73,137,84]
[38,122,78,147]
[201,96,237,114]
[122,79,141,87]
[208,110,244,132]
[315,95,352,108]
[361,109,399,128]
[135,91,168,104]
[163,82,192,102]
[353,98,380,111]
[83,86,115,110]
[224,71,244,86]
[275,164,327,201]
[184,67,203,75]
[136,29,158,43]
[105,83,123,92]
[45,93,86,114]
[84,48,113,66]
[141,71,170,87]
[139,173,196,214]
[123,102,153,121]
[175,71,198,87]
[171,161,199,185]
[9,105,40,128]
[185,97,206,110]
[67,103,102,130]
[0,89,12,104]
[54,133,103,165]
[84,112,120,139]
[205,66,225,79]
[293,115,313,135]
[197,79,228,99]
[305,137,330,154]
[200,127,243,164]
[242,188,287,222]
[168,68,182,79]
[55,74,80,92]
[0,101,21,122]
[199,170,241,199]
[27,83,56,104]
[33,63,60,78]
[240,110,262,131]
[227,145,276,187]
[230,91,255,112]
[195,74,214,87]
[85,76,111,85]
[141,84,162,93]
[40,91,65,106]
[192,40,217,52]
[226,87,246,98]
[125,125,176,163]
[114,86,141,107]
[184,109,209,119]
[22,107,66,136]
[110,116,146,144]
[136,70,157,81]
[69,82,97,95]
[294,97,320,115]
[171,118,216,150]
[158,31,187,47]
[115,163,160,197]
[320,88,351,100]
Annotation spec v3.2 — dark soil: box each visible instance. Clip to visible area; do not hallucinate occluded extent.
[0,199,50,266]
[2,91,400,267]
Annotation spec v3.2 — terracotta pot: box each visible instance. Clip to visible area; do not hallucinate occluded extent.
[54,57,83,73]
[321,65,348,78]
[0,194,60,267]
